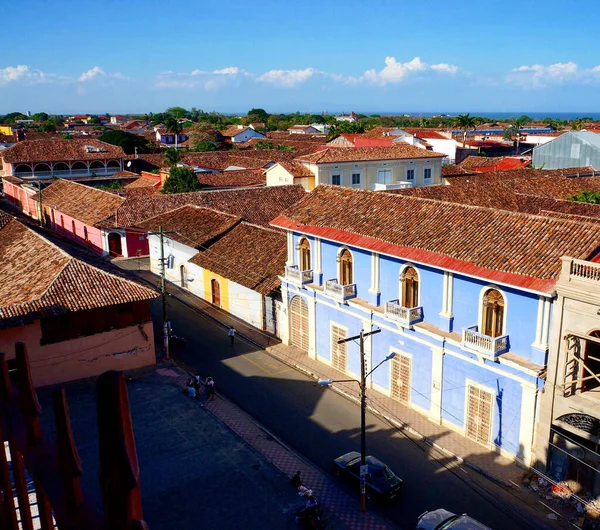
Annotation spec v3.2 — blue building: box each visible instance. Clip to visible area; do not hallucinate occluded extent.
[271,185,600,465]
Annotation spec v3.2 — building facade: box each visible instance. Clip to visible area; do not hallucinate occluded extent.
[271,185,600,465]
[536,257,600,498]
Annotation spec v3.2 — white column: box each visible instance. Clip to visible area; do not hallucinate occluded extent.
[314,238,322,284]
[280,282,290,345]
[518,384,538,466]
[439,272,454,317]
[286,232,294,266]
[447,272,454,315]
[430,347,444,423]
[534,296,544,347]
[441,271,448,314]
[308,293,317,359]
[541,298,551,349]
[369,252,380,293]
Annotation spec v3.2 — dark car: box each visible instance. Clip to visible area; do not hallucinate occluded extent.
[333,451,403,501]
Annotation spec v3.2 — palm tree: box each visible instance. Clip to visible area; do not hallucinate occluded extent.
[453,113,477,147]
[503,116,529,154]
[164,116,183,149]
[164,147,182,167]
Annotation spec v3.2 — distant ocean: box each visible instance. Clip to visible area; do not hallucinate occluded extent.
[356,111,600,120]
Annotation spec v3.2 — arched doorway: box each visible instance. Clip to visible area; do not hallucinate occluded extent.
[211,279,221,307]
[289,296,309,352]
[180,265,187,288]
[107,160,121,170]
[107,232,123,256]
[13,164,32,175]
[89,161,105,173]
[71,161,88,174]
[53,162,69,174]
[34,163,51,175]
[583,330,600,392]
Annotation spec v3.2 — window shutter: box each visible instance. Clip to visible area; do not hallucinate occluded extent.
[331,325,347,373]
[390,355,411,404]
[466,385,493,445]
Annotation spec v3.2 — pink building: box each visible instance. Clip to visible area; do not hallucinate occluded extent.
[0,212,158,387]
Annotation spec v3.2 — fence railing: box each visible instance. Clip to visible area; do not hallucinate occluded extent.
[14,168,122,179]
[461,326,509,358]
[324,279,357,301]
[568,258,600,283]
[0,342,148,530]
[285,265,313,285]
[384,300,423,326]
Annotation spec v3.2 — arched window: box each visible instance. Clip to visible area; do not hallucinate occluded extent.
[482,289,504,338]
[299,238,311,271]
[339,248,353,286]
[401,266,419,308]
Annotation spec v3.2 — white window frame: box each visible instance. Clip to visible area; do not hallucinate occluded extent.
[423,166,433,182]
[406,168,415,181]
[399,263,421,308]
[477,284,508,336]
[351,171,362,187]
[376,168,393,184]
[336,246,355,285]
[330,171,343,185]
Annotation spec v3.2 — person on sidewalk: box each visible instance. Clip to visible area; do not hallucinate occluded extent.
[193,373,201,400]
[228,326,236,346]
[206,376,216,401]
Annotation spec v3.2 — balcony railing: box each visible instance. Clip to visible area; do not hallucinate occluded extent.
[325,279,357,301]
[385,300,423,326]
[285,265,313,285]
[14,167,122,179]
[567,257,600,283]
[462,325,509,358]
[371,181,413,191]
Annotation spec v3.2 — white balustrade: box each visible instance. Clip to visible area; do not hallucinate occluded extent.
[325,279,357,301]
[462,326,509,358]
[385,300,423,325]
[285,265,313,285]
[569,258,600,282]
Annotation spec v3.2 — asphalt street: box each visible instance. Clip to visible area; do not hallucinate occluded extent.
[156,296,557,530]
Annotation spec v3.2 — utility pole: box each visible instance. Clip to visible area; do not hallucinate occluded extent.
[338,328,381,512]
[147,226,176,360]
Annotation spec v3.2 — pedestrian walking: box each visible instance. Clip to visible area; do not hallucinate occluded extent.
[206,376,216,401]
[228,326,236,346]
[193,373,201,400]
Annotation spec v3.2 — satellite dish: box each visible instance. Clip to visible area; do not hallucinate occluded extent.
[126,161,131,167]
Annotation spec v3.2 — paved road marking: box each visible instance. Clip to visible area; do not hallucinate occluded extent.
[240,352,291,376]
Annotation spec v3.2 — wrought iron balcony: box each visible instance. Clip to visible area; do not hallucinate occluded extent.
[285,265,313,285]
[462,326,509,359]
[385,300,423,326]
[324,279,357,301]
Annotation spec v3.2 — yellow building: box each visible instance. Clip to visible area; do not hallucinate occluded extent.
[266,145,445,191]
[0,125,13,136]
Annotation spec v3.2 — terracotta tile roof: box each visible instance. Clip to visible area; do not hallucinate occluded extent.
[361,127,396,139]
[103,184,306,229]
[196,169,265,188]
[113,170,139,178]
[0,211,13,230]
[1,139,125,163]
[137,205,241,248]
[1,175,25,185]
[189,222,286,295]
[0,134,15,144]
[35,179,125,226]
[444,166,597,185]
[537,209,600,224]
[296,145,445,164]
[271,185,600,292]
[403,129,451,140]
[277,161,313,178]
[181,152,274,171]
[237,137,325,156]
[516,194,600,220]
[442,165,474,176]
[457,156,506,169]
[123,176,160,188]
[220,125,253,138]
[0,218,157,329]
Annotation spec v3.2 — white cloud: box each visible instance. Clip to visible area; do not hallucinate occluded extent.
[506,61,587,87]
[156,66,246,89]
[0,65,61,85]
[359,56,458,85]
[256,68,314,88]
[79,66,106,81]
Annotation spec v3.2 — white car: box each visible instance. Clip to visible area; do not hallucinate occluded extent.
[417,509,491,530]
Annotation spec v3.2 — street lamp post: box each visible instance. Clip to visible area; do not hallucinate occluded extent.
[318,328,395,513]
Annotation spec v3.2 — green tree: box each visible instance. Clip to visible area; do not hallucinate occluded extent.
[162,166,201,194]
[453,113,478,147]
[503,116,528,154]
[254,140,274,150]
[164,116,183,149]
[165,107,189,119]
[62,134,73,140]
[193,140,217,152]
[164,147,182,167]
[2,112,28,124]
[32,112,49,122]
[39,120,58,132]
[568,190,600,204]
[87,116,101,124]
[98,130,152,155]
[98,181,124,191]
[247,108,269,123]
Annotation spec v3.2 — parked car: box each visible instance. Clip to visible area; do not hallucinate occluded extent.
[416,509,491,530]
[333,451,403,501]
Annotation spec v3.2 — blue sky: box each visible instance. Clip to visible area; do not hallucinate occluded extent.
[3,0,600,115]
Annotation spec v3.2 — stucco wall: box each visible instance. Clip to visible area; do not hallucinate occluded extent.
[266,165,294,187]
[126,229,150,257]
[0,320,155,387]
[48,208,104,254]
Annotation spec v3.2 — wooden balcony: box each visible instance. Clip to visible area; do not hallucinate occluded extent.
[324,279,357,301]
[462,326,509,359]
[285,265,313,285]
[384,300,423,326]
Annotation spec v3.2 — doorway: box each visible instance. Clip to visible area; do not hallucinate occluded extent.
[107,232,123,256]
[211,279,221,307]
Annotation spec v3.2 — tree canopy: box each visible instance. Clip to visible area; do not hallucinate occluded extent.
[98,130,152,155]
[162,166,201,194]
[164,147,182,167]
[31,112,49,122]
[567,190,600,204]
